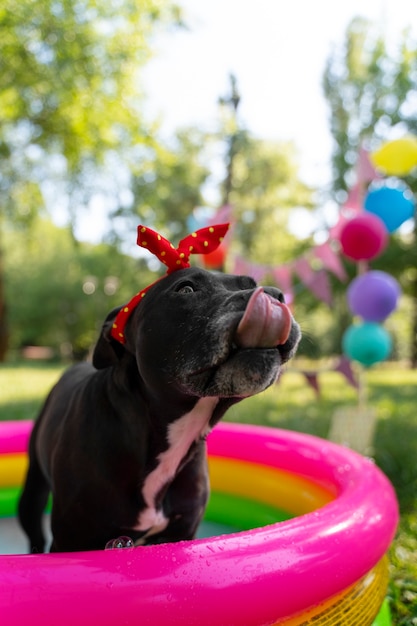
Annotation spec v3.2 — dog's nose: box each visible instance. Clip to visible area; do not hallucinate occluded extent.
[235,287,292,348]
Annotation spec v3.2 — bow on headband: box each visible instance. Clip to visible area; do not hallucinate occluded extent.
[110,223,230,344]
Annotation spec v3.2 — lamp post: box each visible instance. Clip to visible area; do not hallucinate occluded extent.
[219,73,241,206]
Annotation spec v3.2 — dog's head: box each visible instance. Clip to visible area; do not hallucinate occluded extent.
[93,267,300,400]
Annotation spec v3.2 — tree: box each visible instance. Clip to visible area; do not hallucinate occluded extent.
[218,73,241,207]
[213,74,313,265]
[323,17,417,194]
[4,218,155,358]
[110,122,315,273]
[0,0,181,222]
[228,131,314,266]
[115,79,314,265]
[323,18,417,364]
[0,0,181,359]
[110,127,212,243]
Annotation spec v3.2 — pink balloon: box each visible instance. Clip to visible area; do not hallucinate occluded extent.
[339,213,388,261]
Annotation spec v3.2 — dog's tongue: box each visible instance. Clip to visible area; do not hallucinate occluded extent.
[235,287,292,348]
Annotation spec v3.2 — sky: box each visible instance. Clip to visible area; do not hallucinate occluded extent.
[75,0,416,243]
[142,0,416,189]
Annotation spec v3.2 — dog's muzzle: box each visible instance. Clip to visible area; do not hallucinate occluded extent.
[235,287,292,348]
[183,286,299,399]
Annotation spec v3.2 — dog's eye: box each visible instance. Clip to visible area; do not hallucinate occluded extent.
[177,284,194,294]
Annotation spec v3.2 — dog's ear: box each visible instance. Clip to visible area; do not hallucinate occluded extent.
[92,306,126,369]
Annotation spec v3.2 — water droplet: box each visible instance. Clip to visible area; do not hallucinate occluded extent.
[105,536,134,549]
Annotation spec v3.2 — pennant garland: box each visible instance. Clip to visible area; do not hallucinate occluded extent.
[232,243,346,308]
[228,150,380,306]
[281,357,359,396]
[109,141,375,383]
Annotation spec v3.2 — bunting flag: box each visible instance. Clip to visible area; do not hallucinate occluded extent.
[329,184,362,240]
[356,146,381,185]
[310,269,332,306]
[293,257,315,284]
[302,371,321,397]
[232,256,248,276]
[208,204,234,227]
[333,356,359,389]
[272,266,294,303]
[293,259,332,306]
[330,148,380,243]
[278,357,359,395]
[343,183,363,212]
[233,256,268,283]
[314,242,347,282]
[233,256,334,306]
[329,214,348,241]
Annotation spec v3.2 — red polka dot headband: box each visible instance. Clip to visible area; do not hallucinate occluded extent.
[110,223,230,344]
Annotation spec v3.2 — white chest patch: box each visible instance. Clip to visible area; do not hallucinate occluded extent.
[132,396,219,537]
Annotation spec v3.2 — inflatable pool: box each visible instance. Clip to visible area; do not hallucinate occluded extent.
[0,420,398,625]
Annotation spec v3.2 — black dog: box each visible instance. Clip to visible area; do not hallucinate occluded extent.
[18,267,300,552]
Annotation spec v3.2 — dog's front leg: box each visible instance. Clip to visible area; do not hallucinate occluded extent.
[18,419,51,553]
[146,441,210,545]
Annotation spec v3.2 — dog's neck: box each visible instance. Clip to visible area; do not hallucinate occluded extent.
[111,354,240,425]
[132,396,219,540]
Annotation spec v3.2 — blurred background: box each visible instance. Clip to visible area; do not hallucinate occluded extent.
[1,0,416,363]
[1,2,417,621]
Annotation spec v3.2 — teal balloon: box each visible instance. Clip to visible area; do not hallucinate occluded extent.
[342,322,392,366]
[364,181,415,233]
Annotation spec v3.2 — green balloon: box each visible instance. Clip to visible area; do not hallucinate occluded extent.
[342,322,392,366]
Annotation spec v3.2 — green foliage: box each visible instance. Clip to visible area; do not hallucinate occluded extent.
[112,128,212,242]
[0,4,317,360]
[0,0,181,225]
[0,0,181,359]
[323,17,417,197]
[109,122,316,272]
[3,218,154,356]
[228,133,314,266]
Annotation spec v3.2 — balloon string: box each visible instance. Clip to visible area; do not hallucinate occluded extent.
[356,260,368,412]
[357,260,368,275]
[357,365,368,412]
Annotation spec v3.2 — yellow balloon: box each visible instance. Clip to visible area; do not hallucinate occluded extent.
[371,136,417,176]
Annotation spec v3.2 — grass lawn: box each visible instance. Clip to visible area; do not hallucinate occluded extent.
[1,359,416,624]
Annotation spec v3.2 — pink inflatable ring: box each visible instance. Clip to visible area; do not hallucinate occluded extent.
[0,421,398,625]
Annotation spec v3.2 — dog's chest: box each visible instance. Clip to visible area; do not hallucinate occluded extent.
[133,397,218,539]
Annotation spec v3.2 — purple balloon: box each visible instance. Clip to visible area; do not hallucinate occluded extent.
[347,271,401,322]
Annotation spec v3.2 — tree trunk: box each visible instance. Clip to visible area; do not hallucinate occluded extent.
[0,247,8,361]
